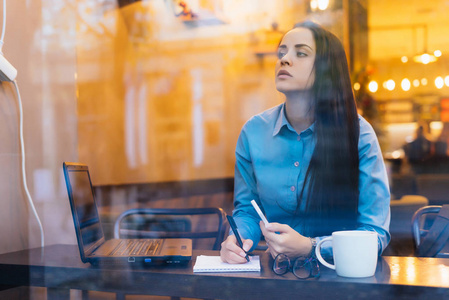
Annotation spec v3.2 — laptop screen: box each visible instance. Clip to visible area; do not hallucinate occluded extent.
[65,164,105,254]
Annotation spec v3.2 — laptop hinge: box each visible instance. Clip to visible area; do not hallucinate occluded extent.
[85,237,106,256]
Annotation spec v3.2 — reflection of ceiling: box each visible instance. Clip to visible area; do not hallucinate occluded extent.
[369,0,449,60]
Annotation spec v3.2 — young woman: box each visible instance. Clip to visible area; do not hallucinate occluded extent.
[220,21,390,264]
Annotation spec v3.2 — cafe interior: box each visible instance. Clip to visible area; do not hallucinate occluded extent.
[2,0,449,299]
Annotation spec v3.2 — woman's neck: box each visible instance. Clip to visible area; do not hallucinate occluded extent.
[284,91,314,134]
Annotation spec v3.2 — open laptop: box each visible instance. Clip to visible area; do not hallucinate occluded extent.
[63,162,192,266]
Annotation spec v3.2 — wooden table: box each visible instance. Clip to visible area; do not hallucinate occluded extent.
[1,244,449,299]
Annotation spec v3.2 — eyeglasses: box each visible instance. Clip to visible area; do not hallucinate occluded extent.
[272,253,320,279]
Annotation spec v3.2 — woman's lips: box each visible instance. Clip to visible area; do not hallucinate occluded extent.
[277,70,292,78]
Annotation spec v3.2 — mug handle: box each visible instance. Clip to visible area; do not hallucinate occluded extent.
[315,237,335,270]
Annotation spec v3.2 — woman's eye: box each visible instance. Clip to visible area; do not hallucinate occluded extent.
[296,52,307,57]
[277,51,286,59]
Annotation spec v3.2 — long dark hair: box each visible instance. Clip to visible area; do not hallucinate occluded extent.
[293,21,360,236]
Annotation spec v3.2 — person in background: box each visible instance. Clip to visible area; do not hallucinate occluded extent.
[403,125,432,164]
[220,21,390,264]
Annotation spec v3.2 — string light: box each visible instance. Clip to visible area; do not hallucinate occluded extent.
[401,78,411,91]
[413,79,420,87]
[356,74,449,93]
[435,76,444,89]
[386,79,395,91]
[368,81,378,93]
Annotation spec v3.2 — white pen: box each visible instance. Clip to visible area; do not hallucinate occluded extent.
[251,200,269,226]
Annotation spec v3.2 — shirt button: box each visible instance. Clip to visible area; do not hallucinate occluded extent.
[294,161,299,167]
[297,136,301,141]
[290,186,296,192]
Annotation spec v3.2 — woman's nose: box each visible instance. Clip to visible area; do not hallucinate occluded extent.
[280,53,291,66]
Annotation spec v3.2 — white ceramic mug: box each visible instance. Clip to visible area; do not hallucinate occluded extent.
[315,230,378,278]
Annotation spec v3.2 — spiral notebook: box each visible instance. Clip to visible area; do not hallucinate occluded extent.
[193,255,260,272]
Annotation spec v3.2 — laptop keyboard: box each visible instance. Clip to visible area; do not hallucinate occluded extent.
[109,239,163,256]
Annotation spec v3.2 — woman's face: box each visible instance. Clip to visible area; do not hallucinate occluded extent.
[275,27,316,93]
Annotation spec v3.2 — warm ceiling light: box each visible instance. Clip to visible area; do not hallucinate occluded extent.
[368,81,378,93]
[434,50,442,57]
[386,79,395,91]
[436,76,444,89]
[421,78,428,86]
[310,0,329,11]
[401,56,408,63]
[413,79,420,87]
[401,79,411,91]
[354,82,360,91]
[413,53,437,64]
[318,0,330,10]
[445,76,449,87]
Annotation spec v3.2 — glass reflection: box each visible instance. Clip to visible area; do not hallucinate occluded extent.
[3,0,449,279]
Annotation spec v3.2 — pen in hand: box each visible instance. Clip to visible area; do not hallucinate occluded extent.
[226,215,250,262]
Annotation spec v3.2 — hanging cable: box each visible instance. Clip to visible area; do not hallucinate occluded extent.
[13,80,45,248]
[0,0,6,54]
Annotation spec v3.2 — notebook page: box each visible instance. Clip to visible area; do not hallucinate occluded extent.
[193,255,260,273]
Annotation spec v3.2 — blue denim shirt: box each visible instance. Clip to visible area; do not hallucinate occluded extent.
[232,103,391,256]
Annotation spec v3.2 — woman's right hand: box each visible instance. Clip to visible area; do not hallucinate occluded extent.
[220,234,253,264]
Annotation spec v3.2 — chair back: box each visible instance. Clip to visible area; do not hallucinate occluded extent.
[416,174,449,204]
[411,205,449,257]
[383,195,428,256]
[114,207,227,250]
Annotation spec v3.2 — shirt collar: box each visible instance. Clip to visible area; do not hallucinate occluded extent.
[273,102,315,136]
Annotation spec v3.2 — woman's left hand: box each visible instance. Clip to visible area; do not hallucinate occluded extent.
[260,221,312,259]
